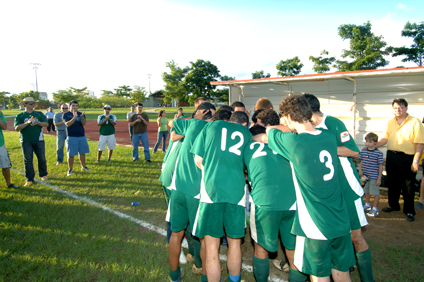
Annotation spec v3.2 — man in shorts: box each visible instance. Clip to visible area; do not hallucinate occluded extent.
[54,104,69,165]
[244,109,305,282]
[14,97,49,186]
[95,105,117,163]
[63,100,90,176]
[304,94,375,282]
[0,110,19,188]
[167,102,216,282]
[192,111,252,282]
[254,95,355,281]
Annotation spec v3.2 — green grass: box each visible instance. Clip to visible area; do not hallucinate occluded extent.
[1,131,423,281]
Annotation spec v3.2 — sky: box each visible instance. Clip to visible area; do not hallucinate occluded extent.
[0,0,422,100]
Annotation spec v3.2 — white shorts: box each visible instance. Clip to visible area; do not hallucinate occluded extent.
[0,145,11,168]
[98,134,116,151]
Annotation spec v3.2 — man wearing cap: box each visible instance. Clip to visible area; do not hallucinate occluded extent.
[63,100,90,176]
[0,109,20,188]
[127,105,136,140]
[44,107,56,132]
[95,105,117,163]
[14,97,49,186]
[129,102,150,162]
[53,104,69,165]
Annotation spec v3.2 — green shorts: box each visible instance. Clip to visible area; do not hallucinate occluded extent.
[293,234,355,277]
[250,204,296,252]
[346,197,368,230]
[169,190,199,233]
[193,202,245,239]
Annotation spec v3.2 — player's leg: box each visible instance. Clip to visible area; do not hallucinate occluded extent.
[330,269,351,282]
[253,242,269,282]
[107,135,116,161]
[108,150,113,160]
[169,230,185,270]
[97,151,103,161]
[204,235,221,282]
[227,237,242,281]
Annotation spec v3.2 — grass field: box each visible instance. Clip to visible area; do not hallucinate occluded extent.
[1,129,423,281]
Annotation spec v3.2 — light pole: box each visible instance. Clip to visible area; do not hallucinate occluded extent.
[30,63,41,92]
[147,74,152,94]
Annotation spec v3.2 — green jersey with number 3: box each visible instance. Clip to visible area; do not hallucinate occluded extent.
[268,129,350,240]
[191,120,252,206]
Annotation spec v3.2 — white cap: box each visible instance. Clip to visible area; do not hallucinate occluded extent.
[103,105,112,110]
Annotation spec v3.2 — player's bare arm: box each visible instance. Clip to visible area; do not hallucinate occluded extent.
[337,146,359,158]
[194,155,203,170]
[251,133,268,144]
[171,131,184,142]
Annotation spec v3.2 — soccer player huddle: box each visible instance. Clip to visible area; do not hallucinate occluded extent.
[161,95,375,282]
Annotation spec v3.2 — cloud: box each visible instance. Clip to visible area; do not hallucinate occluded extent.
[396,3,414,11]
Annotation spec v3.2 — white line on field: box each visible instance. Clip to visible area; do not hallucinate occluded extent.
[11,168,287,282]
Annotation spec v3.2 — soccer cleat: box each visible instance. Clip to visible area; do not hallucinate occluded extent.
[7,184,20,188]
[273,259,290,272]
[169,268,184,282]
[41,176,48,181]
[192,264,202,275]
[363,203,371,212]
[186,253,195,263]
[367,209,379,217]
[406,213,415,221]
[24,181,32,187]
[67,169,73,176]
[81,167,90,172]
[94,160,100,164]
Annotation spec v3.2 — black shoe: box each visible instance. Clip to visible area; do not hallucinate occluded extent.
[7,184,20,188]
[406,213,415,221]
[382,206,400,213]
[146,160,151,163]
[133,159,138,162]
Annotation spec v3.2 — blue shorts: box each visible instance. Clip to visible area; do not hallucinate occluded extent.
[67,136,90,157]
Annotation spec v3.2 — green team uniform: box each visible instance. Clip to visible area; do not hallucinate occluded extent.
[169,118,208,232]
[244,141,297,251]
[97,114,117,135]
[268,129,354,277]
[191,121,252,238]
[163,115,189,164]
[316,115,367,229]
[14,111,47,142]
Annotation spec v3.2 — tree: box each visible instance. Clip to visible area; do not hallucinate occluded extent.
[252,70,271,79]
[69,87,88,96]
[392,21,424,66]
[183,59,221,102]
[52,89,76,104]
[130,85,148,104]
[9,94,18,110]
[276,56,303,77]
[162,60,190,108]
[210,75,235,104]
[100,90,114,97]
[335,21,392,71]
[114,85,132,97]
[309,50,336,73]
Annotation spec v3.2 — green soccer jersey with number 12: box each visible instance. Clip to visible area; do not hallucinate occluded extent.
[191,120,252,206]
[268,129,350,240]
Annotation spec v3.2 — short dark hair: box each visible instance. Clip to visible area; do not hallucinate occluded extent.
[213,107,232,121]
[279,95,312,123]
[136,102,144,107]
[365,132,379,143]
[196,102,216,120]
[130,104,135,108]
[255,98,273,111]
[178,107,183,112]
[231,101,245,109]
[219,105,234,112]
[249,124,266,136]
[251,109,265,123]
[230,111,249,126]
[303,94,321,113]
[69,100,78,106]
[194,97,208,107]
[256,109,279,126]
[392,98,408,107]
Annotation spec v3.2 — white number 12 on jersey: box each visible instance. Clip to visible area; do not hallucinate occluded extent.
[221,128,244,156]
[319,150,334,181]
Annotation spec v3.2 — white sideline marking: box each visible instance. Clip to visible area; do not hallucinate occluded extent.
[12,168,287,282]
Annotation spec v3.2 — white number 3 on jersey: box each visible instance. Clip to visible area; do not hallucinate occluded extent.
[319,150,334,181]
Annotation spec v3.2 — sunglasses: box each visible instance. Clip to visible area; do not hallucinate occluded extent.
[26,103,35,106]
[104,108,111,110]
[62,107,68,109]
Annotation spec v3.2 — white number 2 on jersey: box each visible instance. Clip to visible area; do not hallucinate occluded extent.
[319,150,334,181]
[221,128,244,156]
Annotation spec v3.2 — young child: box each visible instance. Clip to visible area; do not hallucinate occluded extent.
[359,132,384,217]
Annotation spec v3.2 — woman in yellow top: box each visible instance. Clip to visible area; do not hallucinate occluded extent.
[153,110,169,154]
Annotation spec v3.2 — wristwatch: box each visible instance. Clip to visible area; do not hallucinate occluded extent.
[413,160,419,163]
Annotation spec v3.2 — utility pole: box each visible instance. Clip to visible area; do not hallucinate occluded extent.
[147,74,152,94]
[30,63,41,92]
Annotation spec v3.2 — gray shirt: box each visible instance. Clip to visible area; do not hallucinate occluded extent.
[54,111,67,131]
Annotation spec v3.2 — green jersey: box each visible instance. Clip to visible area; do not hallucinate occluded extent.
[244,141,296,211]
[14,111,47,142]
[316,115,363,200]
[172,118,208,198]
[163,115,190,164]
[0,112,6,147]
[97,114,117,136]
[268,129,350,240]
[191,121,252,206]
[159,139,184,189]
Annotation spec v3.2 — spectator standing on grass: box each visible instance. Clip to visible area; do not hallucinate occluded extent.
[127,105,136,140]
[129,102,150,162]
[53,104,69,165]
[359,133,384,217]
[0,110,20,188]
[63,100,90,176]
[153,110,168,154]
[95,105,117,163]
[14,97,49,186]
[376,98,424,222]
[44,107,56,132]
